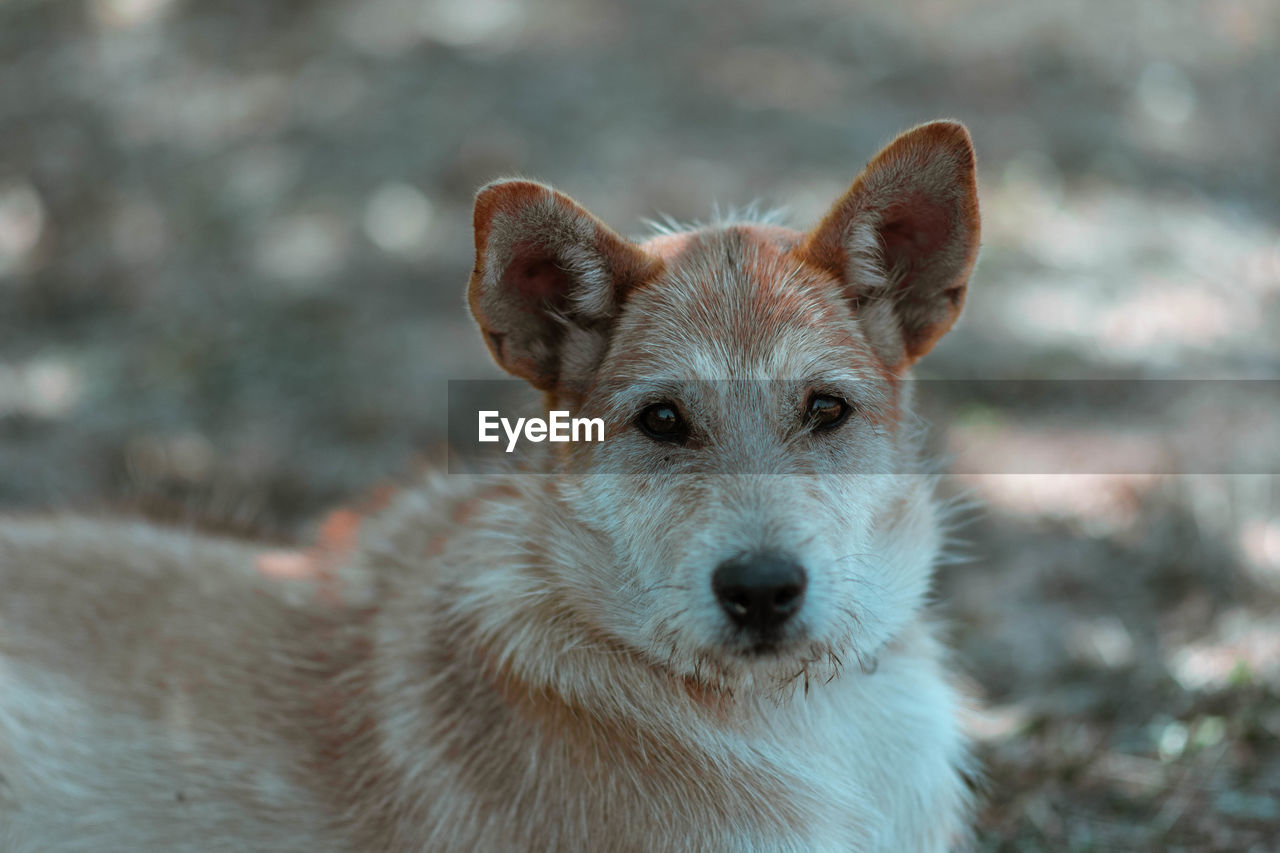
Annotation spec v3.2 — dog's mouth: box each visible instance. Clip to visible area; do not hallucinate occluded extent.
[732,631,796,658]
[715,622,821,664]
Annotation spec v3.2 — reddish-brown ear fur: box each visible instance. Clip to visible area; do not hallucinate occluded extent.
[468,180,662,390]
[802,120,980,367]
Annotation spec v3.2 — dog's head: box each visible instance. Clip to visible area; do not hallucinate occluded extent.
[468,122,979,692]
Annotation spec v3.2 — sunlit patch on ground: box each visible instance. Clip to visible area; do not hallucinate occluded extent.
[981,178,1280,370]
[0,357,83,420]
[1168,609,1280,691]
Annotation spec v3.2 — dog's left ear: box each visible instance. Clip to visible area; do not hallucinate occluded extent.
[801,120,980,368]
[468,180,662,391]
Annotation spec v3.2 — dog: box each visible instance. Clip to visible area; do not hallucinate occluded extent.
[0,119,981,852]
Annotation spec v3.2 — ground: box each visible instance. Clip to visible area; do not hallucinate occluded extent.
[2,0,1278,849]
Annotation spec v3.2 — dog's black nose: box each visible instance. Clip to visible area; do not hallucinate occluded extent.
[712,552,807,634]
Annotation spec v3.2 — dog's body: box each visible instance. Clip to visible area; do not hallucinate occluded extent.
[0,121,981,852]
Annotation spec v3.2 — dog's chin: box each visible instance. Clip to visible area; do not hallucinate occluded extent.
[731,641,851,693]
[650,629,858,695]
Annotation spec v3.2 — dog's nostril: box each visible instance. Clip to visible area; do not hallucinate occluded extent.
[712,552,807,633]
[772,583,803,610]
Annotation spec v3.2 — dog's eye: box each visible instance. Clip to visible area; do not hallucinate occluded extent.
[806,394,851,432]
[636,402,688,443]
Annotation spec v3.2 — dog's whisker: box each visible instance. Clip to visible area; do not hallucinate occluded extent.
[641,582,692,594]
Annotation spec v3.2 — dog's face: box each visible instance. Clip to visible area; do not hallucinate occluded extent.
[468,122,980,691]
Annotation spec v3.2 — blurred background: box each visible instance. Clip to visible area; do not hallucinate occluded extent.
[2,0,1279,847]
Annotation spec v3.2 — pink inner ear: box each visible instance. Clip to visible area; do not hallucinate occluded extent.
[504,242,569,313]
[879,193,951,274]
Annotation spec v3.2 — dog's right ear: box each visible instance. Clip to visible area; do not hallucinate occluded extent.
[467,180,662,391]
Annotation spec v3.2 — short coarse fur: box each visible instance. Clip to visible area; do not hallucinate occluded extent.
[0,121,982,852]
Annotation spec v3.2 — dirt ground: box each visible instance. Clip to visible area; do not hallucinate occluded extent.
[2,1,1278,848]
